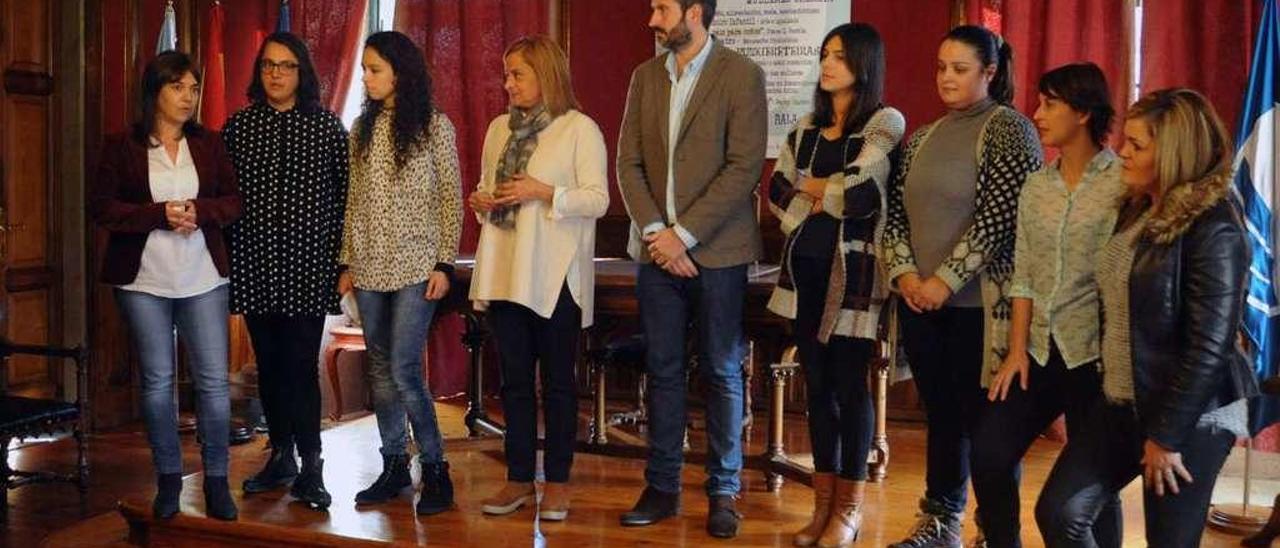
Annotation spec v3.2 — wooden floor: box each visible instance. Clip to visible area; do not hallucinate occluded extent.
[12,397,1268,547]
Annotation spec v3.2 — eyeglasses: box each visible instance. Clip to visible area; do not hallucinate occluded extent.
[259,60,300,75]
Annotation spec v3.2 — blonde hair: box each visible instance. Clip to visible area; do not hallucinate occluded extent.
[504,35,579,116]
[1119,88,1234,232]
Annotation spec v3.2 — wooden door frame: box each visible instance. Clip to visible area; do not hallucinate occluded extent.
[53,0,90,411]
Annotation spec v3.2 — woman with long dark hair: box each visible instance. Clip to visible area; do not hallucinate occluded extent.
[880,25,1042,548]
[765,22,903,547]
[338,30,462,516]
[224,31,347,511]
[89,51,242,521]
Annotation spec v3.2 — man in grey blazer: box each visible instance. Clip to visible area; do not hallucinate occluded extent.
[615,0,767,539]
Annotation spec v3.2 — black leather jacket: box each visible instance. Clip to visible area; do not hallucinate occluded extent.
[1128,199,1258,450]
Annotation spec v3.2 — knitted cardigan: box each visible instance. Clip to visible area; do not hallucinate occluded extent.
[879,105,1043,386]
[766,107,905,346]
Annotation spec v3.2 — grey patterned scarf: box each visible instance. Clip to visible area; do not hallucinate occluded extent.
[489,104,553,229]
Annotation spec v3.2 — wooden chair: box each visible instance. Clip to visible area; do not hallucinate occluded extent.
[0,341,90,520]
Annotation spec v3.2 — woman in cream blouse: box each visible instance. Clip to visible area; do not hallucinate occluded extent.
[467,34,608,523]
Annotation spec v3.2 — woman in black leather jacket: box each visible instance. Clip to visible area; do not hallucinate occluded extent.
[1035,88,1258,548]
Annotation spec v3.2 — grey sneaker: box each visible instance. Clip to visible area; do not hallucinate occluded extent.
[887,498,963,548]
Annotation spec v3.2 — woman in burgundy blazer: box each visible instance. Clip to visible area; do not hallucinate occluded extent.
[88,51,241,521]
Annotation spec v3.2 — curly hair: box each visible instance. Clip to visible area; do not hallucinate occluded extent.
[354,31,434,167]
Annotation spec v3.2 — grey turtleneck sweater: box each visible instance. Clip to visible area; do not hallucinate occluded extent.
[903,98,998,307]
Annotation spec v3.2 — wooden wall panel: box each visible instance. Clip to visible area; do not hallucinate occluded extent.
[8,0,50,67]
[6,97,49,265]
[0,0,55,392]
[7,289,48,384]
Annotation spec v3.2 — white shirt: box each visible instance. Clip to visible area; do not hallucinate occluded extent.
[469,110,609,327]
[118,139,228,298]
[640,37,715,248]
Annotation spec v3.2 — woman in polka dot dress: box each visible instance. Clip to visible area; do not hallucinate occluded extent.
[223,32,348,511]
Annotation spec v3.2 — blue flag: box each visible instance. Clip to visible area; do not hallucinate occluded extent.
[277,0,291,33]
[155,1,177,54]
[1238,0,1280,434]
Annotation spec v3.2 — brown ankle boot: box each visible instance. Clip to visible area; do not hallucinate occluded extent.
[480,481,535,515]
[793,472,836,546]
[538,482,570,521]
[817,478,864,547]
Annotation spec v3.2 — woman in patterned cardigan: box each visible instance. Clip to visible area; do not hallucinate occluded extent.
[337,31,462,516]
[766,23,903,548]
[880,25,1042,548]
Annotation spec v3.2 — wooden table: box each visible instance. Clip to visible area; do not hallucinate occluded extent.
[443,258,890,490]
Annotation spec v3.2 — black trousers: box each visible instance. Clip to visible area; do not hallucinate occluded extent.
[792,255,875,481]
[244,314,325,456]
[1036,398,1235,548]
[487,286,581,483]
[970,343,1121,548]
[899,302,987,514]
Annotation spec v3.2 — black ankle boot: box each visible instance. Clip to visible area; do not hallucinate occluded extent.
[415,460,454,515]
[355,453,411,504]
[153,473,183,519]
[203,476,239,521]
[290,451,332,511]
[242,443,298,494]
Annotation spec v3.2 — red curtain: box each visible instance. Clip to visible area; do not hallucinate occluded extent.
[1140,0,1263,133]
[395,0,548,254]
[969,0,1132,148]
[289,0,369,113]
[200,2,227,130]
[194,0,367,128]
[393,0,548,398]
[213,1,274,124]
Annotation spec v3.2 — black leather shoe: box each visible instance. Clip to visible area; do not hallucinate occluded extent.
[152,473,183,519]
[290,452,332,511]
[619,486,680,526]
[415,460,454,515]
[242,444,298,494]
[707,495,742,539]
[355,453,412,504]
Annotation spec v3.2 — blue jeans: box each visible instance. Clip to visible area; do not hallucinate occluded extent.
[115,285,231,477]
[355,282,445,463]
[637,262,747,496]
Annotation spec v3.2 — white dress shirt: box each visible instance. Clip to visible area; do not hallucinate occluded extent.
[119,138,228,298]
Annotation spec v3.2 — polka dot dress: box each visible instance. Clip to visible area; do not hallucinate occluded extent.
[223,103,349,316]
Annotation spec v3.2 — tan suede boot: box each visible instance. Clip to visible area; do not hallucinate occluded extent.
[480,481,535,515]
[538,482,570,521]
[817,479,865,547]
[793,472,836,546]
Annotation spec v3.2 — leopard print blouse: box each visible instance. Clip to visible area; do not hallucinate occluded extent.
[340,109,462,291]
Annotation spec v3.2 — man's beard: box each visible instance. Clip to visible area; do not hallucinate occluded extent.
[654,19,693,52]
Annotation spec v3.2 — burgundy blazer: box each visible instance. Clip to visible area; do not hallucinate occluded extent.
[89,129,242,286]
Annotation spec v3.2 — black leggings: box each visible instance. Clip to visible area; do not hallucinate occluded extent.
[899,301,987,514]
[245,314,325,456]
[969,343,1121,548]
[792,255,875,481]
[1036,399,1234,548]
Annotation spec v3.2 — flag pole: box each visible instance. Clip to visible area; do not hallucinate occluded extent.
[1209,438,1268,534]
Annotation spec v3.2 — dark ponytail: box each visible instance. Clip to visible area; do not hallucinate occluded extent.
[944,25,1014,105]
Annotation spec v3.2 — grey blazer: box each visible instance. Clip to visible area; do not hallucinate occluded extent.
[616,40,767,269]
